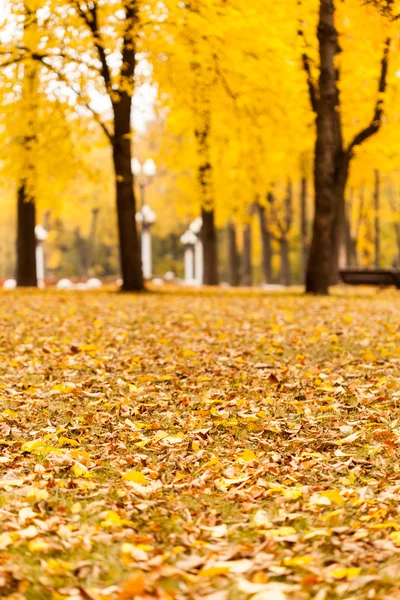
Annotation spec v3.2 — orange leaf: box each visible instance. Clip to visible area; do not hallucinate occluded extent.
[118,572,146,599]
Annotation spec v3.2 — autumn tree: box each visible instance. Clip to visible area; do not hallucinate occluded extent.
[302,0,391,294]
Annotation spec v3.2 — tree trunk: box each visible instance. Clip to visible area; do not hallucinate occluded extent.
[374,169,381,267]
[306,0,340,294]
[256,201,272,283]
[242,223,252,287]
[113,102,143,292]
[227,221,240,286]
[16,182,37,287]
[87,207,100,276]
[74,227,88,278]
[300,177,309,281]
[201,207,219,285]
[279,237,291,286]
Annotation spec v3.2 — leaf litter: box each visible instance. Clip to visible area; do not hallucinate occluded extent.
[0,288,399,599]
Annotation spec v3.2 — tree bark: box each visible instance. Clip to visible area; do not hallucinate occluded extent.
[303,0,390,294]
[87,207,100,276]
[279,237,291,286]
[227,221,240,286]
[256,200,272,283]
[242,223,252,287]
[113,101,143,292]
[374,169,381,267]
[201,207,219,285]
[74,226,87,278]
[16,182,37,287]
[306,0,341,294]
[300,177,309,281]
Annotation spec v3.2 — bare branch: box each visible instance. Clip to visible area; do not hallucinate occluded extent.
[347,37,391,154]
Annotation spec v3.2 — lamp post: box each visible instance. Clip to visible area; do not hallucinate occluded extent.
[132,158,157,280]
[35,224,48,289]
[136,205,156,280]
[132,158,157,211]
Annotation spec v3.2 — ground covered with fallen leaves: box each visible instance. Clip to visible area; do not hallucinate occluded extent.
[1,288,400,600]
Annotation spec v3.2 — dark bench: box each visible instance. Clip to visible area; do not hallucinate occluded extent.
[339,268,400,289]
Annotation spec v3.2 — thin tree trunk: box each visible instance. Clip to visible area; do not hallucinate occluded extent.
[279,237,290,286]
[16,182,37,287]
[374,169,381,267]
[242,223,252,287]
[227,221,240,286]
[256,200,272,283]
[87,207,100,275]
[300,177,309,281]
[74,226,87,278]
[113,102,143,292]
[201,207,219,285]
[17,1,39,288]
[306,0,340,294]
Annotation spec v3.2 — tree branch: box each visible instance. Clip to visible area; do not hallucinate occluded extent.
[301,51,318,113]
[71,0,113,97]
[347,37,391,154]
[29,52,113,141]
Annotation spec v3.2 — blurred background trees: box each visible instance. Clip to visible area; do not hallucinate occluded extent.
[0,0,399,291]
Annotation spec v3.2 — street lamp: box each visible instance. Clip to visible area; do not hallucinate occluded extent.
[136,205,156,280]
[132,158,157,280]
[132,157,157,210]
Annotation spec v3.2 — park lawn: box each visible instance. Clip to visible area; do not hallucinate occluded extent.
[0,288,400,600]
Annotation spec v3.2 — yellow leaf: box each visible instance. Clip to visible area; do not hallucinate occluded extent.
[236,450,257,463]
[58,436,79,447]
[269,527,297,538]
[29,538,49,553]
[283,556,312,567]
[330,567,361,579]
[72,463,88,477]
[198,566,231,577]
[122,471,148,485]
[0,533,13,549]
[101,511,123,527]
[26,487,49,502]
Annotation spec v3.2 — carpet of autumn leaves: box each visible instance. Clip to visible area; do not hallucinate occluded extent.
[1,288,400,600]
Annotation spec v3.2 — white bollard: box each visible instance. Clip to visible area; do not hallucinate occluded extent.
[3,279,16,290]
[184,246,194,284]
[86,278,102,290]
[56,278,73,290]
[35,225,48,289]
[141,228,152,280]
[194,239,203,286]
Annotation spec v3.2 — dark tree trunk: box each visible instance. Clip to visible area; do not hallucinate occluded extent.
[374,169,381,267]
[256,201,272,283]
[201,207,219,285]
[113,102,143,292]
[87,207,100,275]
[306,0,340,295]
[227,221,240,286]
[242,223,252,287]
[300,177,309,281]
[303,0,390,294]
[16,182,37,287]
[74,227,88,278]
[279,238,291,286]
